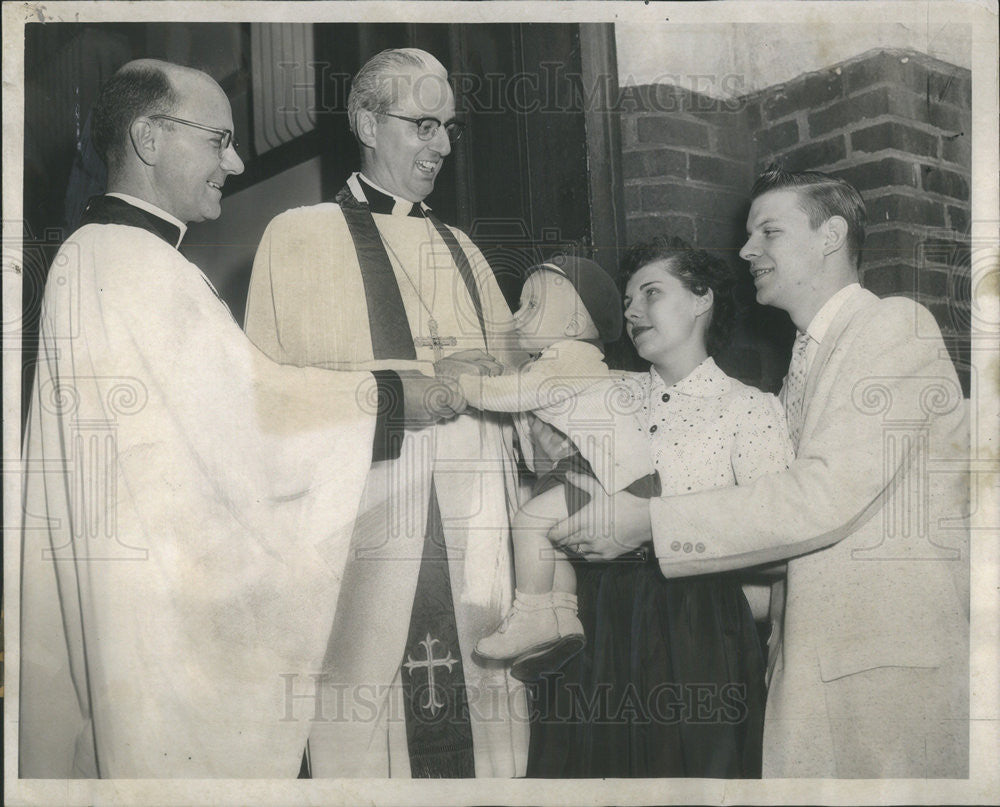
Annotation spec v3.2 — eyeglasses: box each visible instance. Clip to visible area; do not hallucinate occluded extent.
[147,114,239,155]
[380,112,465,143]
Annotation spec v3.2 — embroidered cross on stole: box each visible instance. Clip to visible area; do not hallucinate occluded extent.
[334,183,488,777]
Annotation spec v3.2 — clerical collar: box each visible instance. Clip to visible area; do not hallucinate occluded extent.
[80,194,186,248]
[352,172,428,218]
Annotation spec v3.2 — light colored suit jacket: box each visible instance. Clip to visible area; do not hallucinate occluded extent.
[649,289,969,777]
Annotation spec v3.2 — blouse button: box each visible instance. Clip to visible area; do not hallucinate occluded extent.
[661,393,670,402]
[649,425,657,433]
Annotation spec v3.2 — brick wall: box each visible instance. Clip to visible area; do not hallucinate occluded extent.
[621,48,972,393]
[622,85,752,261]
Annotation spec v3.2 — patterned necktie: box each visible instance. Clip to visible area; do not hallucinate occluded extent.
[783,330,812,447]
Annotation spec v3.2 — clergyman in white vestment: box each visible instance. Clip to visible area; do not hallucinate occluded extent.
[246,48,529,777]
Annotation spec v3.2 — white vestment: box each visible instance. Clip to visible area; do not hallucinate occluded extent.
[19,216,380,777]
[246,179,529,778]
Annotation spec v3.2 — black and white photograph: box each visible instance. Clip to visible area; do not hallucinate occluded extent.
[3,2,997,805]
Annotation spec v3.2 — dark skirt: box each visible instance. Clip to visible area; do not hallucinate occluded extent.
[525,555,766,778]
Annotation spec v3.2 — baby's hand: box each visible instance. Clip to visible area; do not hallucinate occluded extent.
[434,349,504,381]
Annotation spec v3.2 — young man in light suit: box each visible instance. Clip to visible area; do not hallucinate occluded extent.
[553,166,969,778]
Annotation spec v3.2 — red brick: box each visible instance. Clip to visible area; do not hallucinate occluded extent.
[762,70,844,122]
[620,85,681,114]
[626,214,696,245]
[623,148,686,180]
[695,216,747,255]
[863,263,917,295]
[845,51,933,95]
[947,205,969,233]
[941,132,971,167]
[915,267,951,299]
[687,100,751,127]
[620,115,638,148]
[851,121,938,158]
[866,193,946,228]
[640,182,746,220]
[637,115,710,149]
[713,124,753,159]
[682,87,747,118]
[927,69,972,109]
[863,227,925,264]
[624,184,641,213]
[919,237,971,270]
[688,154,746,189]
[921,166,969,200]
[921,99,968,133]
[754,120,800,155]
[811,87,966,140]
[808,87,895,136]
[832,157,919,191]
[924,299,961,336]
[778,136,847,171]
[619,84,686,114]
[846,52,970,110]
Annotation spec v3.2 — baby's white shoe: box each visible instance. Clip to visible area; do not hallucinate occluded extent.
[476,591,585,682]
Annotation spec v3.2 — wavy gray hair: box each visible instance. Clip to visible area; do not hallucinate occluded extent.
[347,48,448,135]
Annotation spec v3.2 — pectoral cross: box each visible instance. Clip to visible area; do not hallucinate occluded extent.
[413,317,458,361]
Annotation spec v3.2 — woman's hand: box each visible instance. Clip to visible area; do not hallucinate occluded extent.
[548,472,652,560]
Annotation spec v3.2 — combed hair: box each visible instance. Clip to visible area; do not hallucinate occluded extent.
[621,236,738,359]
[751,164,867,267]
[347,48,446,135]
[91,62,178,169]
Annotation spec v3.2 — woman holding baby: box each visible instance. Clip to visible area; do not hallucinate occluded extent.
[523,237,792,778]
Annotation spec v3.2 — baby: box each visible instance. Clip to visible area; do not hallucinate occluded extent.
[437,255,652,681]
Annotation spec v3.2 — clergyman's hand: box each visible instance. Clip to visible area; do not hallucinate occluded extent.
[548,472,652,560]
[434,349,504,382]
[397,370,468,429]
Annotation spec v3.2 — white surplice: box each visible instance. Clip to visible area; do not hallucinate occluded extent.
[19,218,380,778]
[246,178,529,778]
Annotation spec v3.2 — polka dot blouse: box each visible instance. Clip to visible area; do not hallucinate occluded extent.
[628,357,794,496]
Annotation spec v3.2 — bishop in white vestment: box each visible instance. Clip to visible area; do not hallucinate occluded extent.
[247,171,528,778]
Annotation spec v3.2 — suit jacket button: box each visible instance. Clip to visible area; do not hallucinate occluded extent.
[661,393,670,402]
[683,542,693,553]
[671,541,681,551]
[649,424,658,433]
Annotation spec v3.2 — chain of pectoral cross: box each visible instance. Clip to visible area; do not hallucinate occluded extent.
[379,216,460,361]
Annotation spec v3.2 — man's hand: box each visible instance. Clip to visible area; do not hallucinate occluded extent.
[434,349,504,382]
[548,472,652,560]
[396,370,468,428]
